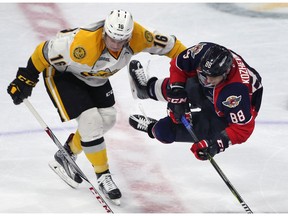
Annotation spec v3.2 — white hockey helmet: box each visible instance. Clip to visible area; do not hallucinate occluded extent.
[104,9,134,41]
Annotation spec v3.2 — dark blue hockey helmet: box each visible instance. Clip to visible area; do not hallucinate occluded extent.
[199,44,233,77]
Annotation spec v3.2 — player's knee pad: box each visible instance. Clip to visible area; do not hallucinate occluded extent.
[98,106,117,134]
[77,107,103,142]
[152,116,175,144]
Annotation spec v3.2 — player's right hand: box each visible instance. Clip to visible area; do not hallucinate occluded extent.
[7,68,38,105]
[166,84,190,124]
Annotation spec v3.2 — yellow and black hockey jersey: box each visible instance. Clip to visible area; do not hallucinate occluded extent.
[30,20,186,87]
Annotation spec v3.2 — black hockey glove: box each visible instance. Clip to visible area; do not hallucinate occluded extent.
[190,131,231,160]
[167,83,190,124]
[7,67,39,105]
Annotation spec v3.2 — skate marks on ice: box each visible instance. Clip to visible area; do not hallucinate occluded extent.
[107,135,187,212]
[107,105,187,213]
[258,127,288,213]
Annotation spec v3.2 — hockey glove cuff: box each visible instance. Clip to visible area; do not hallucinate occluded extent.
[191,131,231,160]
[7,67,39,105]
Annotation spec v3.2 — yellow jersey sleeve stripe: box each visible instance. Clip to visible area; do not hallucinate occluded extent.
[165,39,187,58]
[31,41,50,73]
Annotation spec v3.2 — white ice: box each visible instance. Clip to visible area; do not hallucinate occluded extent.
[1,2,288,214]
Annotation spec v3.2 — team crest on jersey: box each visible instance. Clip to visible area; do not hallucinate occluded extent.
[145,31,153,42]
[222,95,242,108]
[73,47,86,59]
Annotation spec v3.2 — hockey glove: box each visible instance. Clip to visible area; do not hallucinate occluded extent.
[7,67,39,105]
[190,131,231,160]
[167,83,190,124]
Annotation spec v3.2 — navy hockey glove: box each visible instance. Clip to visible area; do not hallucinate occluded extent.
[7,67,39,105]
[167,83,190,124]
[190,131,231,160]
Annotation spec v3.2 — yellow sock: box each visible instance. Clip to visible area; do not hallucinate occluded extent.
[69,130,82,154]
[85,149,109,174]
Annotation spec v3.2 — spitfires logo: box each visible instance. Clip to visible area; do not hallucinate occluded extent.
[73,47,86,59]
[222,95,242,108]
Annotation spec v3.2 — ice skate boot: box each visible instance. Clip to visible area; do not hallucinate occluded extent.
[129,114,157,133]
[53,133,83,184]
[97,170,122,205]
[128,60,149,99]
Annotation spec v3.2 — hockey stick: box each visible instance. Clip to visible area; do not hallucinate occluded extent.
[23,99,114,214]
[181,116,253,214]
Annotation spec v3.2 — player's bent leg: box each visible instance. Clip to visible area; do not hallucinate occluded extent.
[98,106,117,134]
[151,116,176,144]
[128,60,149,99]
[79,136,108,175]
[54,133,83,183]
[77,107,104,142]
[128,59,171,102]
[149,77,168,102]
[77,107,121,200]
[152,116,198,144]
[81,137,122,200]
[129,114,157,138]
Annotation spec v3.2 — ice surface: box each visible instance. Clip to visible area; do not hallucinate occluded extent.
[1,2,288,214]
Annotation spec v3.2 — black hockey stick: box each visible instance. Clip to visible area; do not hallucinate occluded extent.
[23,99,114,214]
[181,116,253,214]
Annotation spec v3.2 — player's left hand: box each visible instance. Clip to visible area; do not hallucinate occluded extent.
[191,131,231,160]
[191,135,231,160]
[190,140,217,160]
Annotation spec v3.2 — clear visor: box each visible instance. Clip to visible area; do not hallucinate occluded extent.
[198,66,229,78]
[104,27,131,42]
[105,33,128,42]
[196,68,215,88]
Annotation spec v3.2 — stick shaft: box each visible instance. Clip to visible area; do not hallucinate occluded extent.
[23,99,114,213]
[181,116,253,214]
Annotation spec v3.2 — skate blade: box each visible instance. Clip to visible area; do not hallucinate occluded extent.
[128,68,138,99]
[110,198,121,206]
[100,188,121,206]
[48,160,79,189]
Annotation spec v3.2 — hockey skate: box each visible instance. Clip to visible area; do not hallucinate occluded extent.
[128,60,149,99]
[129,114,157,133]
[49,133,83,188]
[97,172,122,206]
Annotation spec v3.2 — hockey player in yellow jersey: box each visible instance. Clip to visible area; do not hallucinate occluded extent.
[7,9,186,203]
